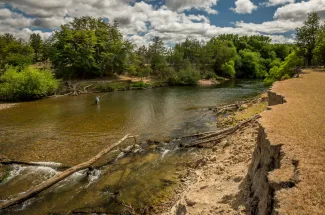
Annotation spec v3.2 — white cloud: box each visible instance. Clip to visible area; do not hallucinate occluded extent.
[0,0,298,45]
[165,0,218,14]
[231,0,257,14]
[0,8,12,19]
[274,0,325,20]
[263,0,294,7]
[235,19,302,34]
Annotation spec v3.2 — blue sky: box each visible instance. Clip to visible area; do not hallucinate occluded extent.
[0,0,324,46]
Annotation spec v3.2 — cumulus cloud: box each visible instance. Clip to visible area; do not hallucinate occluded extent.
[263,0,294,7]
[235,19,302,34]
[165,0,218,14]
[0,0,298,45]
[231,0,257,14]
[274,0,325,20]
[0,8,12,19]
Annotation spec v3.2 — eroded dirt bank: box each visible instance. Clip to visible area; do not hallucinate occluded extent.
[166,69,325,215]
[250,70,325,215]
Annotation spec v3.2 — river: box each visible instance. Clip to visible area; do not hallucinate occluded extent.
[0,80,265,214]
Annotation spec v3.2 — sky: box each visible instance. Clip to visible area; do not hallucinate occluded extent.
[0,0,324,47]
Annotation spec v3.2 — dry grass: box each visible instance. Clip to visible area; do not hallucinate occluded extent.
[234,102,267,122]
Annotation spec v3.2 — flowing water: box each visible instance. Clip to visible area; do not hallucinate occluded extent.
[0,80,265,214]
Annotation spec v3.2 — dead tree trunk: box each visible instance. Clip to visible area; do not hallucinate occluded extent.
[186,115,259,147]
[0,134,130,210]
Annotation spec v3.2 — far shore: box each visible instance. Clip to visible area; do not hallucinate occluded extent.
[0,103,18,111]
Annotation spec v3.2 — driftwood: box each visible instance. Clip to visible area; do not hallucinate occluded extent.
[186,115,259,147]
[0,134,130,210]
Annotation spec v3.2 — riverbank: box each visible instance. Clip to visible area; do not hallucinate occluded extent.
[57,76,226,96]
[0,103,18,111]
[166,69,325,215]
[162,95,267,214]
[251,69,325,214]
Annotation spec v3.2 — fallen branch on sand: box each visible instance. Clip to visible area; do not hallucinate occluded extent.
[0,134,130,210]
[185,115,259,147]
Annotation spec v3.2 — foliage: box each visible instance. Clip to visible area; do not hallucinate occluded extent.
[0,67,59,100]
[29,33,43,62]
[221,60,236,78]
[296,12,320,66]
[264,51,304,85]
[239,50,267,78]
[0,34,34,72]
[314,23,325,66]
[51,16,133,78]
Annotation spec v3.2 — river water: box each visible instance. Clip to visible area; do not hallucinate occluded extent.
[0,80,265,214]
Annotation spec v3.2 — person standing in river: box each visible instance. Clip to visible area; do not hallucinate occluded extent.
[95,96,100,105]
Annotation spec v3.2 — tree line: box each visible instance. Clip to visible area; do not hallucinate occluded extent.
[0,13,324,100]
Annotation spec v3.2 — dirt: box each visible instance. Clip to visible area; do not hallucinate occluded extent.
[164,68,325,215]
[163,106,263,215]
[198,80,220,86]
[257,69,325,215]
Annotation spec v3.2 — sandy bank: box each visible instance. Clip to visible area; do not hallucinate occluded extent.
[165,70,325,215]
[250,70,325,215]
[0,103,18,111]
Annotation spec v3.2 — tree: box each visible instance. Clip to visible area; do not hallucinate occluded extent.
[51,16,132,78]
[148,37,168,80]
[296,12,320,66]
[29,33,43,62]
[314,22,325,66]
[239,50,267,78]
[206,38,237,76]
[0,34,34,72]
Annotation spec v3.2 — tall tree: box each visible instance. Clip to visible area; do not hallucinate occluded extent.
[51,16,132,78]
[314,22,325,66]
[29,33,43,62]
[296,12,320,66]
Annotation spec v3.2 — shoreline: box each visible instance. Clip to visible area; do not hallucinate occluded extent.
[0,103,18,111]
[159,94,268,214]
[162,69,325,215]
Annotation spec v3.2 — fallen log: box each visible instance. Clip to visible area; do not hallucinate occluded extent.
[0,134,130,210]
[186,115,259,147]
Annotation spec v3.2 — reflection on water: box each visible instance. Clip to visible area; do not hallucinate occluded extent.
[0,80,265,214]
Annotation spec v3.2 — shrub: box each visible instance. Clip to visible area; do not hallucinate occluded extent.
[0,66,59,101]
[131,81,151,88]
[264,76,276,86]
[221,60,236,78]
[281,74,290,81]
[177,68,201,85]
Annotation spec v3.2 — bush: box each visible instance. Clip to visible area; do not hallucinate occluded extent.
[131,81,151,88]
[264,51,303,85]
[0,67,59,101]
[221,60,236,78]
[281,74,290,81]
[264,76,276,86]
[168,67,201,86]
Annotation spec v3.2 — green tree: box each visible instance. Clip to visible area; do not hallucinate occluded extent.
[314,22,325,66]
[296,12,320,66]
[51,16,132,78]
[29,33,43,62]
[206,38,237,76]
[239,50,267,78]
